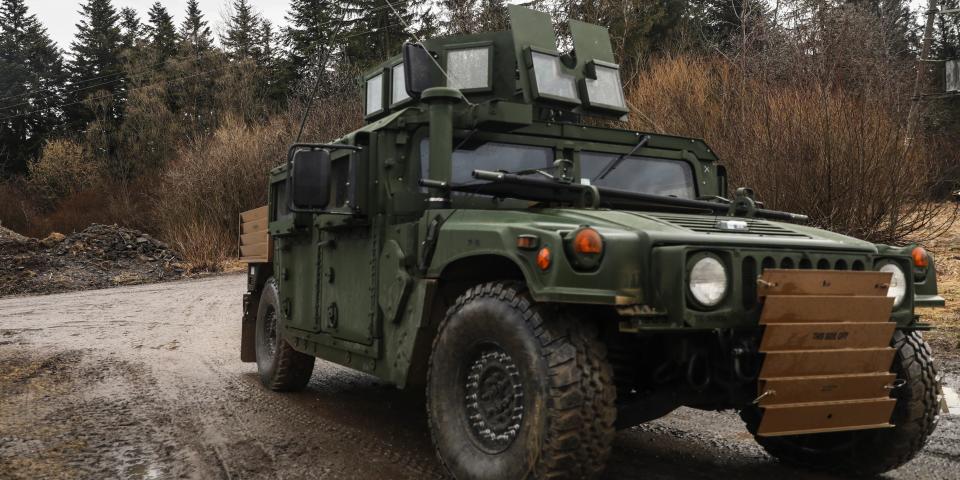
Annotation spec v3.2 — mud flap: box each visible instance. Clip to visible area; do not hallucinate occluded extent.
[755,269,899,437]
[241,292,257,362]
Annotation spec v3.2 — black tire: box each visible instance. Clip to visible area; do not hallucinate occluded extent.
[741,330,940,476]
[255,278,315,391]
[427,282,617,480]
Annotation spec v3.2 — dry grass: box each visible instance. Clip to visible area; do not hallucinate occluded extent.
[151,114,290,267]
[625,56,954,244]
[151,95,363,268]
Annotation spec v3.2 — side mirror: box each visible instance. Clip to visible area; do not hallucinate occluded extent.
[290,149,331,211]
[403,42,440,97]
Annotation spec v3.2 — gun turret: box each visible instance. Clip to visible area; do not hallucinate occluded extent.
[360,6,629,124]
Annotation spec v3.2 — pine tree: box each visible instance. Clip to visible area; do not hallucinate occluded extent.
[180,0,212,53]
[0,0,66,176]
[443,0,478,34]
[342,0,413,67]
[145,2,177,62]
[119,7,141,52]
[283,0,340,88]
[68,0,124,129]
[478,0,509,32]
[222,0,262,61]
[688,0,770,53]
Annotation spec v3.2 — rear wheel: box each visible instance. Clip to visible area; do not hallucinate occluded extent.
[741,330,940,475]
[255,278,315,391]
[427,282,617,480]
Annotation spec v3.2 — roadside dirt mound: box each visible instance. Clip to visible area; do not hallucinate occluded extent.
[0,224,188,297]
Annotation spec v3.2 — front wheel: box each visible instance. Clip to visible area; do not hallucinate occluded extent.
[255,278,315,391]
[741,330,940,475]
[427,282,617,480]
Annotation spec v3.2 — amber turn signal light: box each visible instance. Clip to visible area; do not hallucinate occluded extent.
[517,235,539,250]
[537,247,552,271]
[912,246,929,268]
[573,228,603,255]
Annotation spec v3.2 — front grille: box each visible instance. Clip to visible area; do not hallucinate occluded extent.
[651,213,809,238]
[740,251,871,311]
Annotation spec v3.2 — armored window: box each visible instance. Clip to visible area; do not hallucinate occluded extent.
[580,152,696,199]
[365,72,384,116]
[530,51,578,103]
[391,62,410,105]
[583,61,627,111]
[447,47,490,90]
[420,139,552,185]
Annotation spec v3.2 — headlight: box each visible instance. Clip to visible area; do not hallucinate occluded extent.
[689,256,728,307]
[565,227,604,271]
[879,263,907,307]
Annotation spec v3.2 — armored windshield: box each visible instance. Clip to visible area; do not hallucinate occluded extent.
[419,139,553,184]
[419,139,697,201]
[580,152,696,199]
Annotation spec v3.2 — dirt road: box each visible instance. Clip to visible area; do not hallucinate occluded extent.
[1,274,958,479]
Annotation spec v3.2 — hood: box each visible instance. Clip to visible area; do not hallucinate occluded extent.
[541,209,877,253]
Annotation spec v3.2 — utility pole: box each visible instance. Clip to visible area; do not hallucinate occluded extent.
[907,5,960,142]
[906,0,939,142]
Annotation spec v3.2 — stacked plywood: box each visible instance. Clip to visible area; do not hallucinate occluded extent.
[755,269,898,437]
[239,206,270,263]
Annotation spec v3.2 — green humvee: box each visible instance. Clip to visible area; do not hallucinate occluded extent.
[238,6,945,479]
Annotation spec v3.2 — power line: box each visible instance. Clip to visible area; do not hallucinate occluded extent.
[0,6,409,109]
[0,63,239,124]
[0,25,405,124]
[0,56,213,114]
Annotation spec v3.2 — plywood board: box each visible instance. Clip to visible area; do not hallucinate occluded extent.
[760,348,895,378]
[240,231,266,246]
[757,373,895,406]
[240,242,268,259]
[758,270,892,298]
[240,218,268,235]
[758,398,895,437]
[759,322,895,351]
[760,296,894,324]
[240,206,268,223]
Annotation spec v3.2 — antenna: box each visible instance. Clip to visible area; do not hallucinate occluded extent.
[382,0,463,92]
[296,8,349,143]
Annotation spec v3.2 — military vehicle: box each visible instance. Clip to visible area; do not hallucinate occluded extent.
[237,6,945,479]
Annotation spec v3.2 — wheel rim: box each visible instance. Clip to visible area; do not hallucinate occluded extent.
[464,345,524,453]
[263,307,278,358]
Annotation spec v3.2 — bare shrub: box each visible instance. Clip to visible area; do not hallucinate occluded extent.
[626,55,955,244]
[152,114,291,267]
[28,139,103,209]
[0,180,31,234]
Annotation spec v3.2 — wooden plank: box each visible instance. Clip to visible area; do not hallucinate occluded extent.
[760,348,895,378]
[239,256,268,264]
[758,398,896,437]
[760,295,894,324]
[240,206,268,223]
[240,242,268,259]
[760,322,895,351]
[758,269,892,298]
[240,218,268,235]
[240,231,267,247]
[757,373,896,406]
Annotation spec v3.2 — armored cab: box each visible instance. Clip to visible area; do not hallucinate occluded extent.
[238,6,945,479]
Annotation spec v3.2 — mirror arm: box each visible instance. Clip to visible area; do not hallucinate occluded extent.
[286,143,363,215]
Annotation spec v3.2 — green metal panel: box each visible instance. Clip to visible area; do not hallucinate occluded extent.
[569,20,616,65]
[508,5,558,104]
[259,7,940,391]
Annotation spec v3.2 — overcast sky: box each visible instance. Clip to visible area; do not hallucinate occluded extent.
[25,0,290,49]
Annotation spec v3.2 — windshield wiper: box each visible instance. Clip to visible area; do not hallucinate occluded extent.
[593,135,650,181]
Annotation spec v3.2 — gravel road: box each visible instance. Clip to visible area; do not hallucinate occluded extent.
[1,274,958,479]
